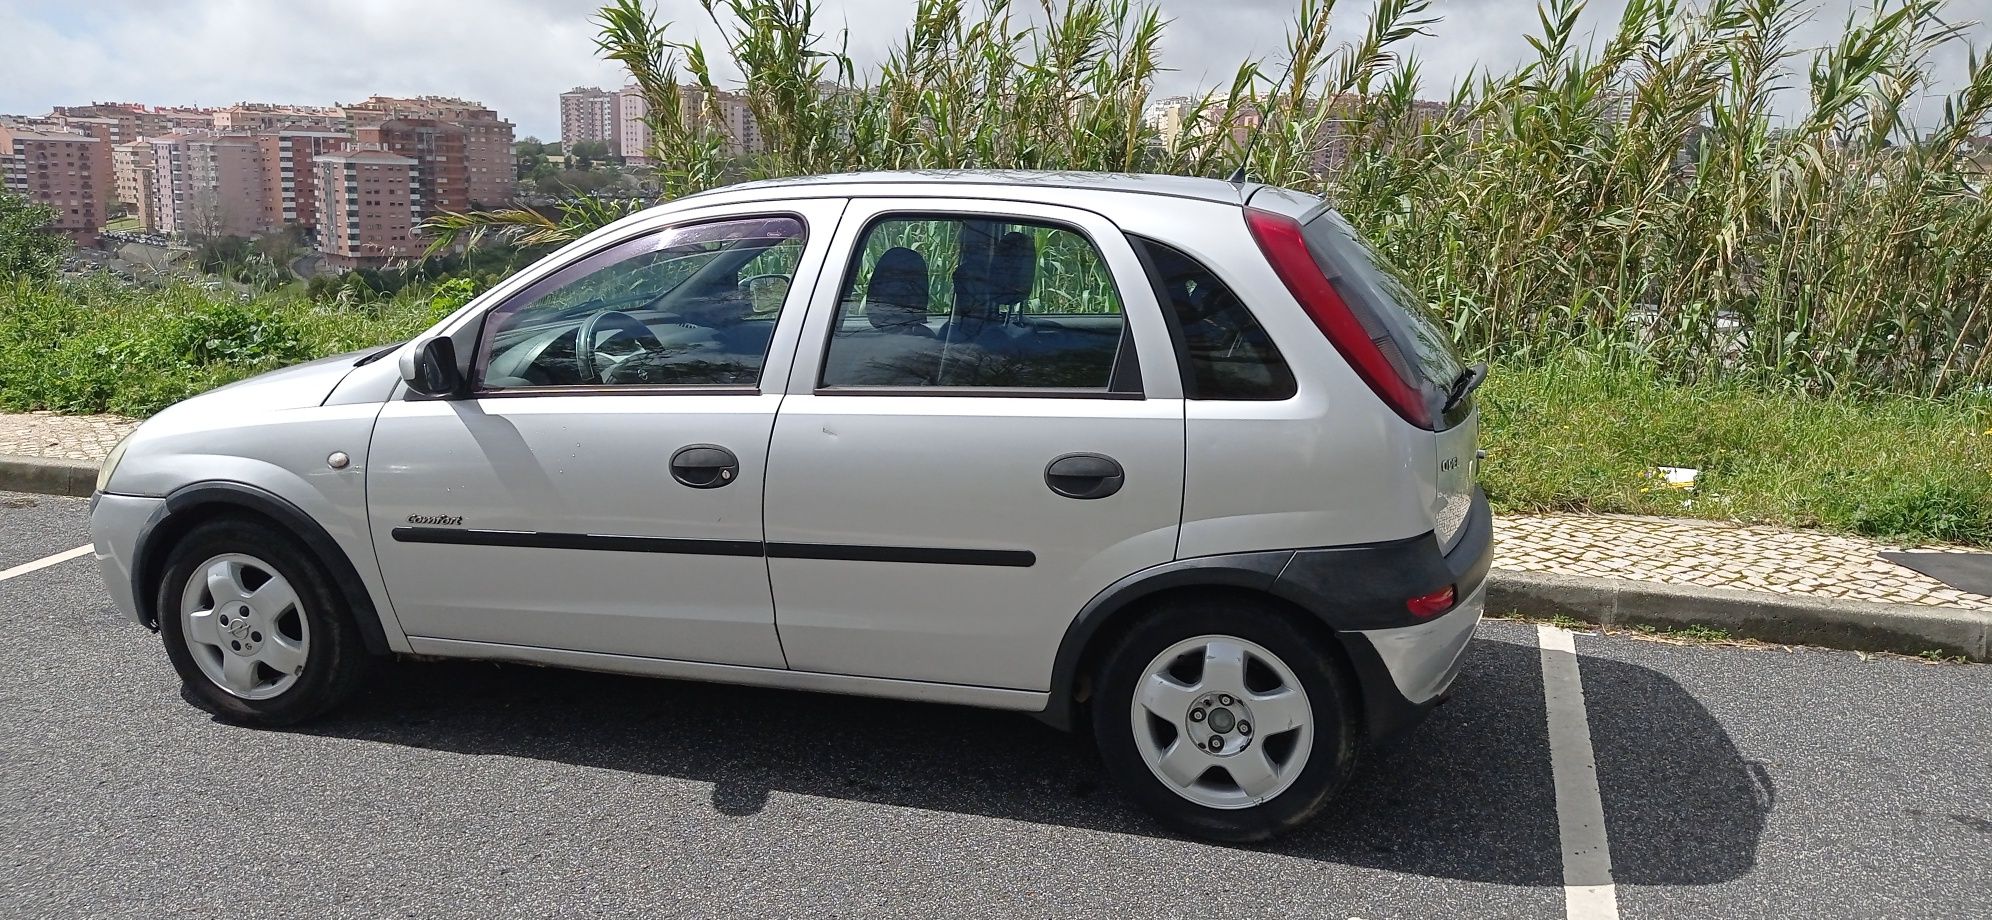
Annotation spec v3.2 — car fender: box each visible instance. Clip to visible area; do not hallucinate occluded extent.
[126,460,408,655]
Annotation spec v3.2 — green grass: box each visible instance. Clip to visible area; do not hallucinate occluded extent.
[0,276,459,418]
[1480,355,1992,545]
[104,216,140,233]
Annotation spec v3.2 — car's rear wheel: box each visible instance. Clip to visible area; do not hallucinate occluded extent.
[1091,599,1359,842]
[156,517,372,726]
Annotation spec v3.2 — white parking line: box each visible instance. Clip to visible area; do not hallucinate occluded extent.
[0,545,93,582]
[1539,624,1620,920]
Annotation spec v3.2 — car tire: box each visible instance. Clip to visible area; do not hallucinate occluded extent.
[156,516,374,726]
[1091,597,1360,842]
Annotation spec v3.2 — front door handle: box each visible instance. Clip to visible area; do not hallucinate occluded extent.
[670,444,739,489]
[1045,453,1124,500]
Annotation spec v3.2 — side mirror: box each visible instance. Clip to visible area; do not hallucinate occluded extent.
[402,336,464,397]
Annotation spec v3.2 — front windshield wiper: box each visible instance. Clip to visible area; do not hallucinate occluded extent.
[1444,362,1488,413]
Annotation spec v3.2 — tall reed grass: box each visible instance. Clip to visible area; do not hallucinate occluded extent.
[432,0,1992,396]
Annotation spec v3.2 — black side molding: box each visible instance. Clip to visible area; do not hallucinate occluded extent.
[392,527,762,558]
[391,527,1035,568]
[768,542,1035,567]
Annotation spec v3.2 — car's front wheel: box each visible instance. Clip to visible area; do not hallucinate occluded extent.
[156,517,373,726]
[1091,599,1360,842]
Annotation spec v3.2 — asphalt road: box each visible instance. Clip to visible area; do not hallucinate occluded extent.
[1,489,1986,919]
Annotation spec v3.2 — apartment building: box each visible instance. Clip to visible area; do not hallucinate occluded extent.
[617,86,653,165]
[111,140,156,230]
[354,118,468,214]
[612,84,765,164]
[0,124,109,244]
[313,149,423,269]
[257,130,348,231]
[146,133,265,237]
[344,96,514,206]
[561,87,619,154]
[214,103,348,134]
[1142,95,1196,146]
[51,103,215,142]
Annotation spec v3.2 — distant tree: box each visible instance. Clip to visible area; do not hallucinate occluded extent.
[0,192,72,282]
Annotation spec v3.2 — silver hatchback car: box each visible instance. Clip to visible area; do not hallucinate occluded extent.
[90,171,1490,841]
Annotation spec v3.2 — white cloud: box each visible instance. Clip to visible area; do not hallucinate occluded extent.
[1,0,1986,138]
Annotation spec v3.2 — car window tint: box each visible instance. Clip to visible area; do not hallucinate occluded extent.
[819,216,1127,390]
[477,216,804,390]
[1136,237,1297,400]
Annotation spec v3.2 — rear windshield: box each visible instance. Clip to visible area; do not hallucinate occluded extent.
[1300,211,1463,395]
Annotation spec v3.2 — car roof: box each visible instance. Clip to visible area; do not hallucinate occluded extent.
[681,170,1260,208]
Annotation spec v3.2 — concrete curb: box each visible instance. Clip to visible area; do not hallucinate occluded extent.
[0,454,97,498]
[1488,568,1991,662]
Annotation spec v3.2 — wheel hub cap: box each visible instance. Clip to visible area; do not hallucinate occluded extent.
[1185,693,1251,756]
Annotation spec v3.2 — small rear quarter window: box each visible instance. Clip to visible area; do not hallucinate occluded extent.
[1133,237,1296,400]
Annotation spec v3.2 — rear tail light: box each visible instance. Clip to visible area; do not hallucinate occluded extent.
[1406,585,1457,619]
[1243,207,1433,429]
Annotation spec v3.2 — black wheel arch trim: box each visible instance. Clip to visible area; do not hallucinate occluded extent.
[1036,488,1493,736]
[130,481,393,656]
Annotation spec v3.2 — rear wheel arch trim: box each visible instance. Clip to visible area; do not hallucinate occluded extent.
[130,481,392,656]
[1037,551,1295,732]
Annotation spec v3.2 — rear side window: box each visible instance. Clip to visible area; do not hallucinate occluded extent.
[819,215,1135,392]
[1133,237,1295,400]
[1300,211,1463,399]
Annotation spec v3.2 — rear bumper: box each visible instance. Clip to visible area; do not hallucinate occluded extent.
[1350,580,1483,707]
[1273,487,1494,740]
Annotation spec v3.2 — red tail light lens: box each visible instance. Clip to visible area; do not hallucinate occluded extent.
[1243,207,1433,429]
[1406,585,1457,619]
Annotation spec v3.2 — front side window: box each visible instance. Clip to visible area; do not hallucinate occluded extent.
[819,216,1131,391]
[477,215,804,389]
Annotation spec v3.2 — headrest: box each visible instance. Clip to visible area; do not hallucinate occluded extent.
[990,232,1036,307]
[865,247,930,332]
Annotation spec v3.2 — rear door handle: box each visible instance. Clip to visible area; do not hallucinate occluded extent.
[1045,453,1124,500]
[670,444,739,489]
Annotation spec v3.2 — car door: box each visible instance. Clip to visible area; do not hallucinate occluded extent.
[367,199,844,666]
[764,198,1186,691]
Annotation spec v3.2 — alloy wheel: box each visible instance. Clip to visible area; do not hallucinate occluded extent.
[178,553,310,700]
[1128,634,1314,809]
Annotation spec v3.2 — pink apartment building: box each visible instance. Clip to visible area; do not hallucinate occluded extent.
[561,87,619,154]
[256,130,348,232]
[0,124,109,244]
[313,148,422,269]
[343,96,514,207]
[146,133,265,237]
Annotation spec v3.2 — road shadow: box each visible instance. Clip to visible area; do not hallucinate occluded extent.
[299,630,1768,885]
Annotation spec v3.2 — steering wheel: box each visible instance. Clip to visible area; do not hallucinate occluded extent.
[574,309,665,383]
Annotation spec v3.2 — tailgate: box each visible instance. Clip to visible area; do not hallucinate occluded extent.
[1433,409,1479,550]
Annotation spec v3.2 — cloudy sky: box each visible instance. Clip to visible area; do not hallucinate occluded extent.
[1,0,1985,139]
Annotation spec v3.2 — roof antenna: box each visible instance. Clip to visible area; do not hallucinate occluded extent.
[1229,118,1265,185]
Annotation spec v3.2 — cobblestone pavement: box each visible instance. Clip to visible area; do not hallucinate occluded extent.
[1498,513,1992,610]
[0,412,137,462]
[5,412,1986,611]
